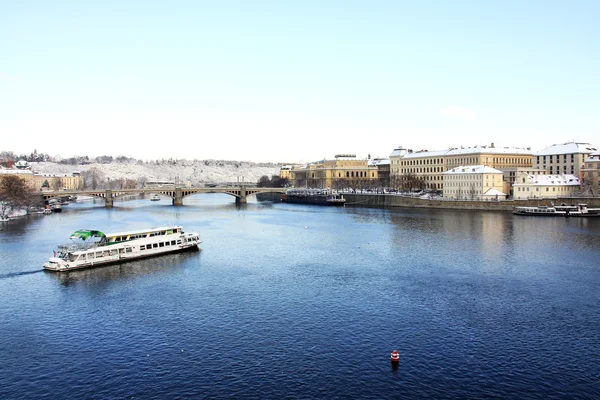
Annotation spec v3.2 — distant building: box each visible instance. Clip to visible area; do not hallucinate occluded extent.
[279,166,292,180]
[391,143,533,191]
[443,165,505,200]
[501,167,546,197]
[289,154,379,189]
[398,149,447,190]
[34,173,84,190]
[512,173,580,200]
[534,142,598,176]
[368,158,390,187]
[15,160,30,169]
[0,168,35,187]
[389,147,409,176]
[580,151,600,193]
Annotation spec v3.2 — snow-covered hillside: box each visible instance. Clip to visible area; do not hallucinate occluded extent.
[30,159,281,186]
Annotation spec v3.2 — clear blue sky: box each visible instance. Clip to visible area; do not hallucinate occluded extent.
[1,0,598,162]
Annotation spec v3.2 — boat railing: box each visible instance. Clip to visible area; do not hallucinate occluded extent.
[58,241,103,252]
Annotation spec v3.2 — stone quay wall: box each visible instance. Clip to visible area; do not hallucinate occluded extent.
[342,194,600,211]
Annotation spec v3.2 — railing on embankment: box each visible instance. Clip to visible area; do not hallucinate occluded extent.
[342,194,600,211]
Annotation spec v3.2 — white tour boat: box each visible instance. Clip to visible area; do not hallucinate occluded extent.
[43,226,201,271]
[150,194,161,201]
[513,204,600,217]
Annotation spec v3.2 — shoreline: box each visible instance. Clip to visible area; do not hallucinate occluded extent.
[342,194,600,211]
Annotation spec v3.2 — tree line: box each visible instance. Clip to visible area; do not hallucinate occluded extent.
[256,175,289,188]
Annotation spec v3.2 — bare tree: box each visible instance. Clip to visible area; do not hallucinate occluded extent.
[0,175,39,218]
[52,178,63,191]
[83,167,105,190]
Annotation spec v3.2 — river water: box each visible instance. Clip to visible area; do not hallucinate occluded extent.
[1,195,599,399]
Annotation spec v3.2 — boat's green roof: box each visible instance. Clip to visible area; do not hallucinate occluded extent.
[70,230,106,240]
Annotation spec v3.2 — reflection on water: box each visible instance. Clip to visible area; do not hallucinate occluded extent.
[49,248,201,287]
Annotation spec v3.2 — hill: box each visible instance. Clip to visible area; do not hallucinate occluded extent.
[30,159,282,186]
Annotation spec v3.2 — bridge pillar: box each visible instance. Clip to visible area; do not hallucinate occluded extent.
[105,190,114,208]
[235,188,247,204]
[173,188,183,206]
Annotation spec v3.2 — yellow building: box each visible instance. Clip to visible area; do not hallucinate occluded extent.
[279,166,292,180]
[391,144,533,191]
[0,168,35,187]
[290,154,379,189]
[512,173,581,200]
[534,142,598,176]
[34,173,84,190]
[445,145,533,170]
[398,149,447,190]
[443,165,506,200]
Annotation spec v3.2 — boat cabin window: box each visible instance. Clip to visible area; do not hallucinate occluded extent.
[159,242,165,247]
[171,240,176,245]
[153,243,158,248]
[177,240,182,245]
[140,245,145,250]
[173,228,178,233]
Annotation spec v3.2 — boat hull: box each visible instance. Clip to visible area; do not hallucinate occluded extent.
[43,244,200,271]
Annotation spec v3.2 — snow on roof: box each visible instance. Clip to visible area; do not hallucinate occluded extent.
[402,149,449,158]
[0,169,33,175]
[443,165,504,174]
[400,146,532,159]
[585,151,600,161]
[483,188,506,196]
[368,158,390,166]
[516,174,580,186]
[446,146,532,156]
[389,148,409,157]
[535,142,598,156]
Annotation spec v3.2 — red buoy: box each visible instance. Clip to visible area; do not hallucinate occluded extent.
[390,350,400,363]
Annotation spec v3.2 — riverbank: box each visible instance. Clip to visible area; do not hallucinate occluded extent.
[343,194,600,210]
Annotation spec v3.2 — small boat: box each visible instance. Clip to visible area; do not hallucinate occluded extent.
[44,226,202,271]
[391,350,400,363]
[150,194,161,201]
[51,204,62,213]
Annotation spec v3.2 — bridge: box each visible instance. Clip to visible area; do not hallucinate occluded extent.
[41,187,285,208]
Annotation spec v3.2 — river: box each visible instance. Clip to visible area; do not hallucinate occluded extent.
[1,195,599,399]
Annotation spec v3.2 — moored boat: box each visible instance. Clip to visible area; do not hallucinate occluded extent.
[150,194,161,201]
[513,204,600,217]
[43,226,202,271]
[281,189,345,206]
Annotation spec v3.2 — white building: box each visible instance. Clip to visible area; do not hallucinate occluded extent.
[512,173,580,200]
[534,142,598,176]
[443,165,506,200]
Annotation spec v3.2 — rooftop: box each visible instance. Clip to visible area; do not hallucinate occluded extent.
[446,146,532,156]
[444,165,504,174]
[517,174,580,186]
[535,142,598,156]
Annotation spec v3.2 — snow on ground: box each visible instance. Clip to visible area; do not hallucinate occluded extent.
[30,160,281,185]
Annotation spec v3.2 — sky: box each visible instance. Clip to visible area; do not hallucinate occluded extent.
[1,0,599,163]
